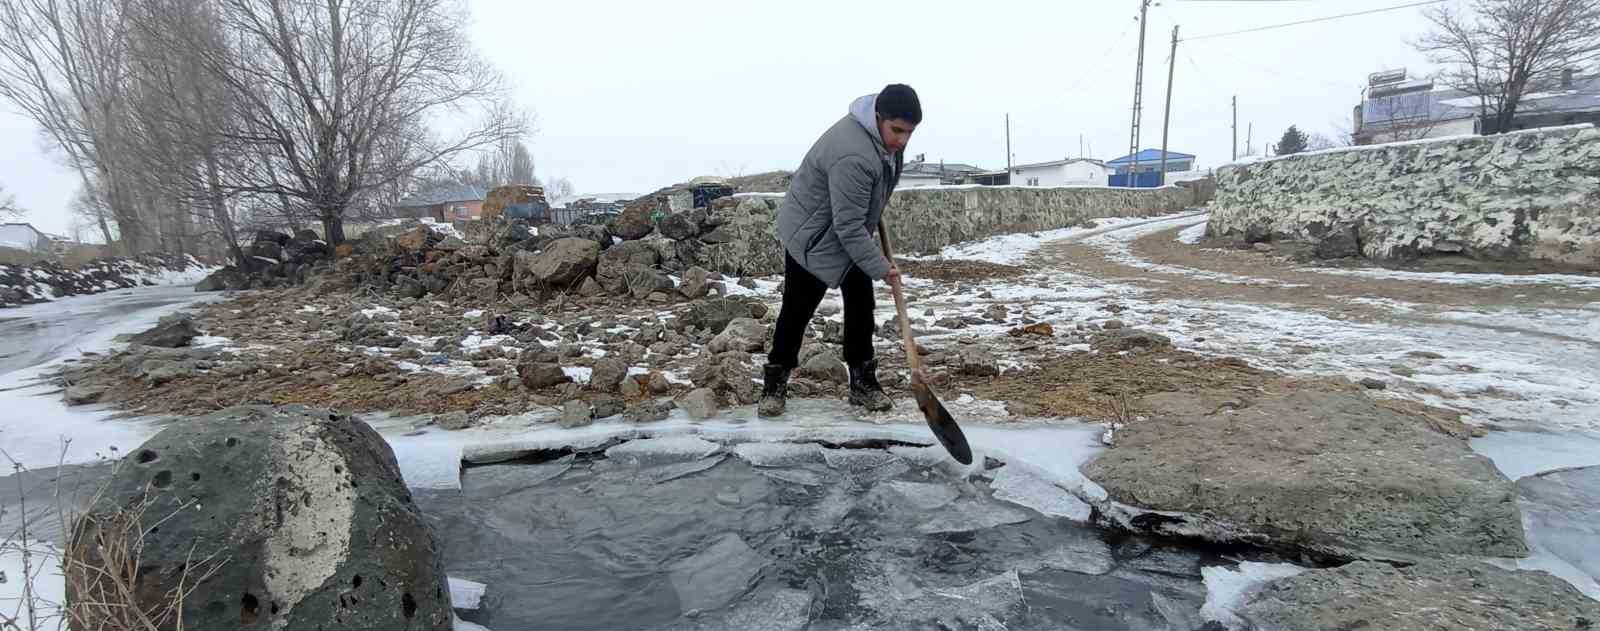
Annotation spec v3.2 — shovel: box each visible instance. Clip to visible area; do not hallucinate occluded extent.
[878,221,974,465]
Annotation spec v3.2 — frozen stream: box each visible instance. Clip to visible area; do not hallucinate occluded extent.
[416,437,1244,631]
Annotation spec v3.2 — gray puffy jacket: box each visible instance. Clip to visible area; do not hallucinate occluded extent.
[774,94,902,288]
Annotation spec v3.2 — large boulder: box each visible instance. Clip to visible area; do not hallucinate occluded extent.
[1239,559,1600,631]
[608,200,656,240]
[680,297,754,334]
[658,210,706,241]
[283,229,331,264]
[689,351,759,405]
[1083,390,1526,561]
[128,313,200,348]
[64,406,451,630]
[708,317,766,354]
[693,196,784,277]
[596,241,661,295]
[195,266,250,292]
[519,237,599,288]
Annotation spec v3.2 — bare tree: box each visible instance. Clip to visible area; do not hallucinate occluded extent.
[546,177,574,205]
[1305,133,1344,151]
[0,0,153,253]
[70,184,114,244]
[204,0,525,244]
[0,181,22,219]
[1417,0,1600,133]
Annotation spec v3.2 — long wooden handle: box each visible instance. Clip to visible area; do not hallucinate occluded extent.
[877,222,924,379]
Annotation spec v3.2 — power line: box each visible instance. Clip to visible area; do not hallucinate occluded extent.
[1183,0,1446,41]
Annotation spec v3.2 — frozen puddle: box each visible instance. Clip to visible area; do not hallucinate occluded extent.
[415,433,1256,630]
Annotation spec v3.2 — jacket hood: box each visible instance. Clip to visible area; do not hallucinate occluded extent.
[849,94,892,163]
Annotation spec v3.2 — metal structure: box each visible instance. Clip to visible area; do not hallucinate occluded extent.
[1126,0,1154,187]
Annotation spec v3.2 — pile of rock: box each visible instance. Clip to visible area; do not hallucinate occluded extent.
[1,253,212,307]
[196,229,335,292]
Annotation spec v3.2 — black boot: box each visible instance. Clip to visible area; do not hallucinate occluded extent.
[758,363,791,417]
[848,359,893,412]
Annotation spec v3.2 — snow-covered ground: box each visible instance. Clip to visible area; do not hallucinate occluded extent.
[5,209,1600,627]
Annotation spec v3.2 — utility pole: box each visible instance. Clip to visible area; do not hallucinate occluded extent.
[1127,0,1153,187]
[1158,25,1179,187]
[1246,123,1254,157]
[1079,135,1085,159]
[1232,96,1238,161]
[1005,113,1012,174]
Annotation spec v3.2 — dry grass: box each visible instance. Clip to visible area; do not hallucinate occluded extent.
[2,445,224,631]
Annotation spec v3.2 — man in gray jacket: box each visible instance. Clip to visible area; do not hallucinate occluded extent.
[759,84,921,417]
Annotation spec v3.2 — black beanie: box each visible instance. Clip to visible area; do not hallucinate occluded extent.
[875,84,922,125]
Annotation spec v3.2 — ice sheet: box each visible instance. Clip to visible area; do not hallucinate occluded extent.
[990,463,1093,522]
[1200,561,1309,629]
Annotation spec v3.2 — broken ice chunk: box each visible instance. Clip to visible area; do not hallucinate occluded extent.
[605,436,721,466]
[647,454,727,484]
[669,533,771,614]
[731,442,823,467]
[990,464,1091,522]
[448,577,486,610]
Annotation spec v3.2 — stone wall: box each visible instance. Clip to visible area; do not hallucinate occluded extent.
[1208,125,1600,266]
[883,183,1208,255]
[700,182,1208,275]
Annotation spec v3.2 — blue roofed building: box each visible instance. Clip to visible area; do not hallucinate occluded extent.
[1105,149,1196,187]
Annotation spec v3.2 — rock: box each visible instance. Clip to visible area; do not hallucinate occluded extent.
[1390,364,1416,377]
[625,265,676,299]
[680,266,710,299]
[649,372,673,394]
[1008,322,1054,337]
[1082,391,1526,560]
[394,225,436,252]
[435,410,472,430]
[521,238,600,287]
[709,317,766,354]
[955,346,1000,377]
[129,313,200,348]
[609,201,657,240]
[1092,329,1173,352]
[589,358,628,392]
[518,362,571,389]
[578,276,604,297]
[595,241,662,295]
[624,399,675,423]
[1241,559,1600,631]
[65,383,108,405]
[1407,350,1445,360]
[592,395,625,419]
[1359,377,1387,390]
[682,297,752,334]
[798,353,848,384]
[1252,242,1275,253]
[560,400,594,428]
[620,376,644,399]
[737,277,757,290]
[690,351,758,405]
[65,406,451,631]
[195,266,250,292]
[1313,224,1362,259]
[680,388,719,419]
[1102,319,1125,330]
[658,210,706,241]
[985,304,1008,322]
[434,235,466,252]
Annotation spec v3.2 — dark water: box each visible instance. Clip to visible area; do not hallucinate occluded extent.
[414,441,1242,631]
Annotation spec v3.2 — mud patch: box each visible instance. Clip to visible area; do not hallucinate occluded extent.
[899,259,1027,282]
[959,349,1267,421]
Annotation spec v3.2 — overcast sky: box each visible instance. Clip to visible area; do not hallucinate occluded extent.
[0,0,1446,236]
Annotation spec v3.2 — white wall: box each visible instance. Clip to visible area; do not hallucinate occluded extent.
[899,174,944,188]
[1012,162,1110,187]
[0,224,44,251]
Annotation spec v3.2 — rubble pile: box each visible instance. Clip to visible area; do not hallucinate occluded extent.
[1,253,213,307]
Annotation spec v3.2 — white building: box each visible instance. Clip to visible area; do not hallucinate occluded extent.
[1008,158,1110,187]
[0,223,50,252]
[898,158,986,188]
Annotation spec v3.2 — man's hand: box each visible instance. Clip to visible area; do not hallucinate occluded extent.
[886,263,901,286]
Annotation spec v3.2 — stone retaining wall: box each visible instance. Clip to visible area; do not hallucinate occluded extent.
[1208,125,1600,267]
[883,183,1208,255]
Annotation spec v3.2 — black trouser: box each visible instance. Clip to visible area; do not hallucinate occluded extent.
[768,253,876,369]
